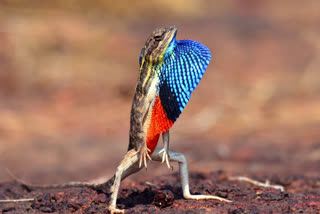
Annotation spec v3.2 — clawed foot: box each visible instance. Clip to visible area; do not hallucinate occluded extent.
[138,146,152,169]
[184,193,232,202]
[109,205,124,214]
[158,148,173,170]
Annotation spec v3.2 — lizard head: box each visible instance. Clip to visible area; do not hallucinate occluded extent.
[139,26,177,66]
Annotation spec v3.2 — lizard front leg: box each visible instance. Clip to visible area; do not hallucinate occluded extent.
[151,147,231,202]
[158,130,173,170]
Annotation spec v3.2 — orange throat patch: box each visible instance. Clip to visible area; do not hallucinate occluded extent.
[146,96,174,154]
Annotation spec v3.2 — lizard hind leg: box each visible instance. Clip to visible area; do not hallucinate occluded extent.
[109,149,141,214]
[151,147,231,202]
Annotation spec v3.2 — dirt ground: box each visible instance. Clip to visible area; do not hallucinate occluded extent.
[0,0,319,213]
[1,168,319,213]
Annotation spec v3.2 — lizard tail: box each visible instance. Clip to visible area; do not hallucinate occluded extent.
[7,168,114,193]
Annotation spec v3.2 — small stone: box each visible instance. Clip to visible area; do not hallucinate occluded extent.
[153,190,174,208]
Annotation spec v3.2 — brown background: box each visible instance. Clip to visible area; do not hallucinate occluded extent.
[0,0,319,188]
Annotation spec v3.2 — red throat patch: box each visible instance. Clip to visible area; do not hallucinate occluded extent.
[146,96,174,154]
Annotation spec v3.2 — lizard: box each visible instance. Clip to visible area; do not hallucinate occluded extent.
[11,26,283,213]
[106,26,232,213]
[12,26,230,213]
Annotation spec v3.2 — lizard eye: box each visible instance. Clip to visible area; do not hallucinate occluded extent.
[139,47,145,66]
[154,35,163,41]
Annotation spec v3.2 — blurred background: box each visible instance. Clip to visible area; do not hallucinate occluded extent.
[0,0,319,184]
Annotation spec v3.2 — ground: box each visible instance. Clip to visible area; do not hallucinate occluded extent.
[0,1,320,213]
[1,170,319,213]
[1,127,319,213]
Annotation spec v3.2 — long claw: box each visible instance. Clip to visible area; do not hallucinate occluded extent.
[158,148,165,162]
[138,146,152,169]
[165,155,173,170]
[139,156,143,168]
[146,148,152,160]
[158,148,164,161]
[158,148,173,170]
[144,154,147,169]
